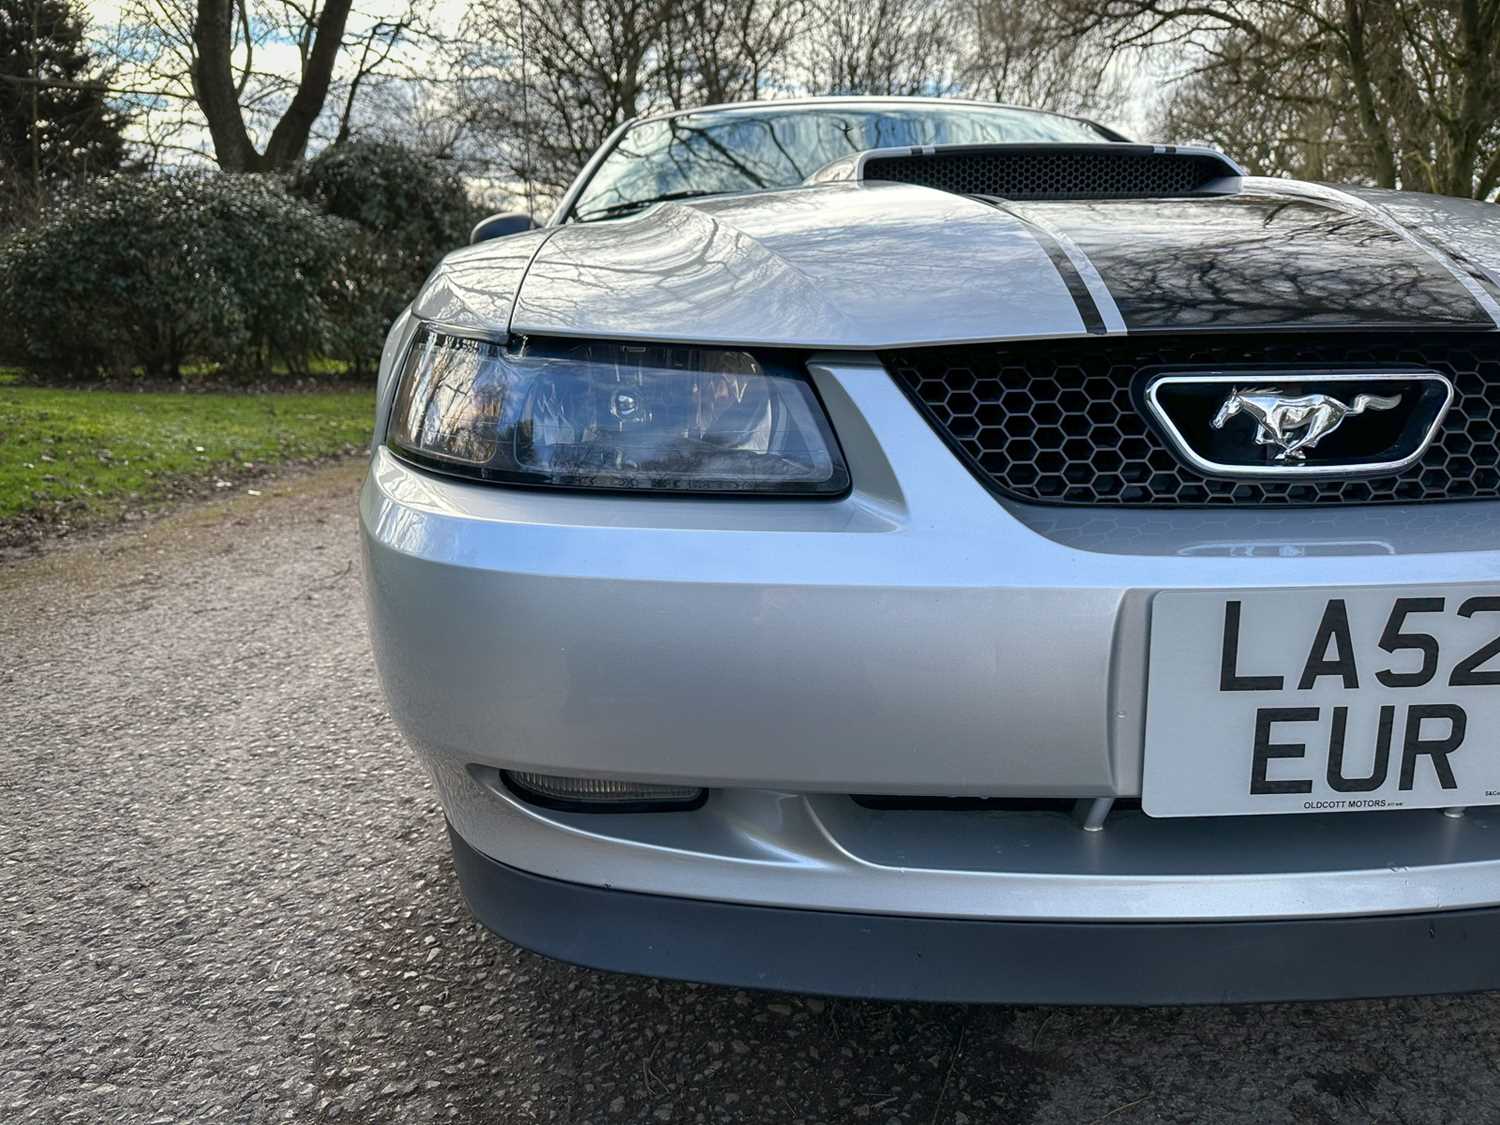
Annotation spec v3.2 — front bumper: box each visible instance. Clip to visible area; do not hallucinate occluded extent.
[451,824,1500,1004]
[363,354,1500,953]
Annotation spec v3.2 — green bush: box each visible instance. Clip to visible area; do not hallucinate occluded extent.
[0,145,477,380]
[292,141,479,360]
[292,141,476,252]
[0,171,366,378]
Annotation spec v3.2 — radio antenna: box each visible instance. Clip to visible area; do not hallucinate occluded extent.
[519,1,536,220]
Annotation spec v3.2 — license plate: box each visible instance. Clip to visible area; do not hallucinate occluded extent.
[1143,586,1500,817]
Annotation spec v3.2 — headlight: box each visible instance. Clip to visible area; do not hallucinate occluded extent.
[386,327,849,494]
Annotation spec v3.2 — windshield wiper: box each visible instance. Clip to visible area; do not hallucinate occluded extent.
[574,190,730,222]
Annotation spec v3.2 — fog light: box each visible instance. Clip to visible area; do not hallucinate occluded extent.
[502,770,706,812]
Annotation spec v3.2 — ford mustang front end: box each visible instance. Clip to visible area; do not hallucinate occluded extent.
[361,97,1500,1003]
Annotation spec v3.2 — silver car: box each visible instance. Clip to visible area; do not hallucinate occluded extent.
[362,96,1500,1003]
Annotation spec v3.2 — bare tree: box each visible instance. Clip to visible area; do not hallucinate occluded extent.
[456,0,1131,210]
[1155,19,1366,183]
[190,0,353,169]
[657,0,806,106]
[110,0,430,170]
[349,61,474,159]
[458,0,680,197]
[963,0,1127,118]
[333,11,417,143]
[796,0,965,96]
[1059,0,1500,199]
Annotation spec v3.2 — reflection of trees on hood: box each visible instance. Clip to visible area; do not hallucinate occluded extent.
[1030,196,1487,330]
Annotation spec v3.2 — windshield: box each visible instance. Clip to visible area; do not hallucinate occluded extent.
[569,103,1114,222]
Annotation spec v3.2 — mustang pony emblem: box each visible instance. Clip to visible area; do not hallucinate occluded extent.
[1210,388,1402,461]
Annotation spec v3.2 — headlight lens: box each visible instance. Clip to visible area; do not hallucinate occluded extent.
[386,327,849,494]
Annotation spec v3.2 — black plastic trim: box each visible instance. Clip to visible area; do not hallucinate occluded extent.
[850,794,1078,813]
[859,143,1242,200]
[448,824,1500,1005]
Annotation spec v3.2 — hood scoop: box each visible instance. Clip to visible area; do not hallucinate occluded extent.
[833,142,1244,201]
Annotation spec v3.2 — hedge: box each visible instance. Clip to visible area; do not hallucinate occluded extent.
[291,141,481,368]
[0,143,479,380]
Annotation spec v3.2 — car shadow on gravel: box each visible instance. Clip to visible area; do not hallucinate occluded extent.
[323,827,1500,1125]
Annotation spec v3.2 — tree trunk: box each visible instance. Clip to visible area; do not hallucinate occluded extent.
[191,0,262,170]
[29,0,40,190]
[262,0,355,168]
[1341,0,1399,189]
[192,0,355,171]
[1448,0,1493,197]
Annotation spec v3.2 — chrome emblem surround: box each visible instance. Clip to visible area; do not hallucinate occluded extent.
[1144,370,1455,479]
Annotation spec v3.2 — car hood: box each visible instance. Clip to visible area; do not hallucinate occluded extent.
[414,178,1500,349]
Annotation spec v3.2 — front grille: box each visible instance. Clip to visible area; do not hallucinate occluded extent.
[885,334,1500,506]
[863,148,1232,200]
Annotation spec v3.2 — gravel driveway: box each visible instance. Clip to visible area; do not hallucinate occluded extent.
[6,461,1500,1125]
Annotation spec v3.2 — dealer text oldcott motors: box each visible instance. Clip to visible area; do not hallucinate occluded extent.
[361,97,1500,1003]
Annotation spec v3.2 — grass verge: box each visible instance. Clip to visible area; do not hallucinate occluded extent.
[0,383,374,546]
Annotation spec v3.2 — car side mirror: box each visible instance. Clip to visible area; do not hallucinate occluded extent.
[470,212,539,243]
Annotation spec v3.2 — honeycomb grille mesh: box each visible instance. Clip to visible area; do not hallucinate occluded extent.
[884,335,1500,507]
[863,150,1227,199]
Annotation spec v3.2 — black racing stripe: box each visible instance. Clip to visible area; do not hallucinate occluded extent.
[1429,241,1500,306]
[983,198,1108,335]
[1023,194,1494,333]
[1027,224,1108,335]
